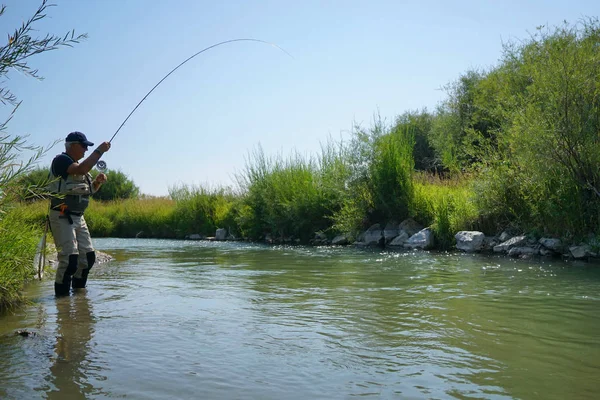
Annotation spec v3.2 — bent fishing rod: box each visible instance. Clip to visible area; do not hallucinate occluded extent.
[94,38,291,171]
[108,38,292,146]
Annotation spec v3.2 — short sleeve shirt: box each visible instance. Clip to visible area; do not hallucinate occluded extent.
[51,153,75,180]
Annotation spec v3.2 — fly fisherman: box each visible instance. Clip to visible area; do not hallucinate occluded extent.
[48,132,111,296]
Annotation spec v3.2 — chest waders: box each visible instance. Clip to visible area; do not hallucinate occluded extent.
[48,167,98,296]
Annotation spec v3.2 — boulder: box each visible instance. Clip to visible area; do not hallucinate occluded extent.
[399,218,424,237]
[508,246,538,258]
[493,235,527,253]
[539,238,563,252]
[482,236,499,251]
[311,231,329,245]
[455,231,485,252]
[215,228,227,241]
[383,222,399,244]
[186,233,204,240]
[387,231,409,247]
[331,235,349,245]
[356,224,383,247]
[499,231,513,242]
[569,245,597,259]
[404,228,434,250]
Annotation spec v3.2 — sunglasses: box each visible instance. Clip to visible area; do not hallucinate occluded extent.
[77,143,89,150]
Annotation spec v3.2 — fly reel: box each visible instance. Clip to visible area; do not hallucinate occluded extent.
[96,160,107,172]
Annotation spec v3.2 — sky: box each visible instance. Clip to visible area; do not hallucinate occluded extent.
[2,0,598,196]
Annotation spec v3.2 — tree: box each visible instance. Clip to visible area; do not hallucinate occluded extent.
[91,169,140,201]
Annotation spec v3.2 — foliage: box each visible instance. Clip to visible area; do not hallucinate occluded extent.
[169,184,238,238]
[91,169,140,201]
[368,123,415,223]
[0,207,41,310]
[393,110,438,172]
[11,166,53,202]
[236,145,344,242]
[0,0,86,310]
[411,173,479,248]
[468,18,600,236]
[85,197,175,238]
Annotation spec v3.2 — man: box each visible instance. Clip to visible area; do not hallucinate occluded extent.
[48,132,111,296]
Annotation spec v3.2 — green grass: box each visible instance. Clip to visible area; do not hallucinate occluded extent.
[410,173,480,249]
[0,206,44,311]
[85,196,176,238]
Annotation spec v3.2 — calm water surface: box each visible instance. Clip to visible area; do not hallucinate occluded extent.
[1,238,600,399]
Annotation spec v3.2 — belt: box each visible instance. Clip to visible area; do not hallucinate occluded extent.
[52,208,83,224]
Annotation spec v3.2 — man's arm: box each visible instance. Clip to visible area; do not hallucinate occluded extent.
[67,142,111,175]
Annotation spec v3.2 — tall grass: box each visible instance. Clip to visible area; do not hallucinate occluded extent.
[169,185,238,237]
[86,197,176,238]
[0,206,43,310]
[411,173,479,249]
[236,145,347,242]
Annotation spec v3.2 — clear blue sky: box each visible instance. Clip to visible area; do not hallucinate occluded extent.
[2,0,598,196]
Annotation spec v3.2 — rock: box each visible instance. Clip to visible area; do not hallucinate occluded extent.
[311,231,329,245]
[569,245,597,259]
[455,231,485,252]
[356,224,383,247]
[482,236,499,251]
[331,235,349,245]
[15,329,36,338]
[186,234,204,240]
[404,228,435,250]
[45,248,113,265]
[494,235,527,253]
[539,247,556,257]
[383,222,399,244]
[508,246,538,258]
[499,231,513,242]
[96,251,114,264]
[539,238,563,252]
[215,228,227,241]
[399,218,424,238]
[387,231,409,247]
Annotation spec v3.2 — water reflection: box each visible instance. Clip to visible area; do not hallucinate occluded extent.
[46,291,96,399]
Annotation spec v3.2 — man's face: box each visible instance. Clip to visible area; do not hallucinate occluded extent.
[71,142,88,160]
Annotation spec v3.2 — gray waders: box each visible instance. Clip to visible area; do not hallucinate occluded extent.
[49,209,96,296]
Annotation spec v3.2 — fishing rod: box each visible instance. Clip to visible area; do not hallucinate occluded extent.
[108,38,292,145]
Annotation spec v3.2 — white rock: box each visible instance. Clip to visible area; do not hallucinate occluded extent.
[455,231,485,252]
[387,231,409,247]
[403,228,434,250]
[494,235,527,253]
[215,228,227,241]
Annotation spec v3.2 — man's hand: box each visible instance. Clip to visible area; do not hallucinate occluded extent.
[95,173,107,184]
[96,142,111,154]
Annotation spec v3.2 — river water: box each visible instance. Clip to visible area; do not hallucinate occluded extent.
[1,238,600,399]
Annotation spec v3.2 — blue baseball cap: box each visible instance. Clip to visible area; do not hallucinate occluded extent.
[65,131,94,147]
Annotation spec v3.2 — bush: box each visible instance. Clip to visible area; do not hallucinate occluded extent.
[91,169,140,201]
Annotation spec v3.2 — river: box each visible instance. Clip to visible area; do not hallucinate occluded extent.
[1,238,600,399]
